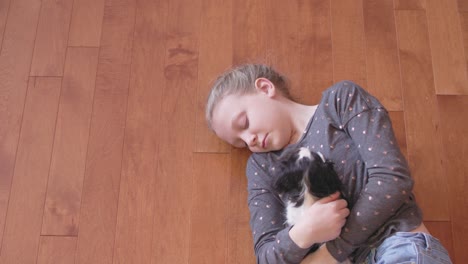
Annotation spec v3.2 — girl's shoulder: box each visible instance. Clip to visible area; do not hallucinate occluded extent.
[322,80,384,110]
[246,150,284,188]
[247,151,280,177]
[320,81,386,124]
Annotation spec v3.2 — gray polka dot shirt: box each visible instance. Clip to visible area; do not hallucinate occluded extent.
[246,81,423,263]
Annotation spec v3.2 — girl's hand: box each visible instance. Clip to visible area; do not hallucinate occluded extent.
[289,192,349,248]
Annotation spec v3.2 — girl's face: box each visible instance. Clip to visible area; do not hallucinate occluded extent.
[211,78,294,153]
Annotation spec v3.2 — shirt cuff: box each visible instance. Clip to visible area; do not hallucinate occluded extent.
[274,226,312,263]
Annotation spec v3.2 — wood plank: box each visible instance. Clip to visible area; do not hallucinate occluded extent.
[264,0,301,97]
[0,0,41,251]
[395,10,449,220]
[426,0,468,94]
[41,48,99,236]
[363,0,403,111]
[394,0,426,10]
[189,153,230,263]
[424,221,455,261]
[298,0,334,104]
[68,0,106,47]
[458,0,468,11]
[232,149,251,224]
[0,0,11,50]
[331,0,367,85]
[151,0,201,263]
[74,0,136,263]
[30,0,74,76]
[437,95,468,264]
[37,236,76,264]
[0,77,62,264]
[227,148,255,264]
[232,0,266,64]
[111,0,166,263]
[235,223,256,263]
[226,148,246,264]
[459,12,468,81]
[195,0,232,153]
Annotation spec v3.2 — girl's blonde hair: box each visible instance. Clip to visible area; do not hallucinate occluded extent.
[205,64,292,130]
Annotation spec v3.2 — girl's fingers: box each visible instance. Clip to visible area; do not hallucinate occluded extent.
[316,192,340,204]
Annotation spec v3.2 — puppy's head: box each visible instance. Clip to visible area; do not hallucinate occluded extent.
[274,146,342,205]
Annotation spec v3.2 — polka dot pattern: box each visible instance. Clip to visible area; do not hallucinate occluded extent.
[244,81,420,263]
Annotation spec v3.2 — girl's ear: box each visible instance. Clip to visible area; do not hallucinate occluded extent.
[255,78,276,97]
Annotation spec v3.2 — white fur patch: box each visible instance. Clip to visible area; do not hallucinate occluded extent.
[298,147,312,160]
[285,192,317,226]
[317,151,326,162]
[285,201,303,226]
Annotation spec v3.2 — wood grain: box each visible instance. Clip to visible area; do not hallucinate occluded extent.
[111,0,166,263]
[426,0,468,94]
[68,0,106,47]
[460,12,468,81]
[437,95,468,264]
[458,0,468,12]
[195,0,232,153]
[233,223,256,263]
[30,0,73,76]
[264,0,301,96]
[0,77,62,264]
[232,0,266,64]
[37,236,76,264]
[189,153,230,263]
[74,0,136,263]
[0,0,11,50]
[151,0,201,263]
[0,0,41,251]
[41,48,99,236]
[363,0,403,111]
[394,0,426,10]
[395,10,449,220]
[298,0,334,105]
[331,0,367,86]
[227,148,255,264]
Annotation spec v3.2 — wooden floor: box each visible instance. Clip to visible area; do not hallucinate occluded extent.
[0,0,467,263]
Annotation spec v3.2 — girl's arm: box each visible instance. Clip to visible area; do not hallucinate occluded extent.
[325,82,418,261]
[246,155,348,264]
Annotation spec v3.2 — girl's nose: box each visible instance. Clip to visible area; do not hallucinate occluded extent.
[243,133,258,147]
[248,134,257,146]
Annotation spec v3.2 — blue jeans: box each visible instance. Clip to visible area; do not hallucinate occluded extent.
[364,232,452,264]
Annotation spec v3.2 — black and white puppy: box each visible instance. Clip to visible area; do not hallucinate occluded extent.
[274,146,344,226]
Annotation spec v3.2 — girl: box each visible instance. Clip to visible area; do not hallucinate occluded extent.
[205,64,451,264]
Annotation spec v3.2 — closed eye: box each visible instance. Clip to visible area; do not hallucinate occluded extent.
[231,112,249,148]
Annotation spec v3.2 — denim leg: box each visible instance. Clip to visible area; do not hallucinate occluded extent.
[365,232,452,264]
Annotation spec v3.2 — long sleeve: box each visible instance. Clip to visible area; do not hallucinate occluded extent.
[325,82,419,261]
[246,154,311,264]
[242,80,422,263]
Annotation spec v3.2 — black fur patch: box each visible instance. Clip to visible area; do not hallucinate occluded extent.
[273,145,343,206]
